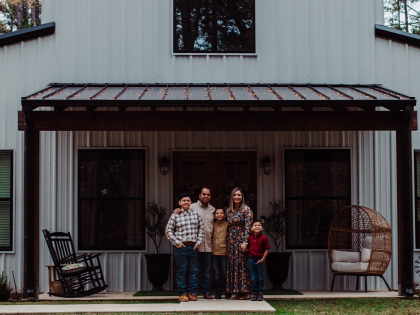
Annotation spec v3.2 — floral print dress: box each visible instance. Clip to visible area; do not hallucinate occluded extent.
[226,205,253,293]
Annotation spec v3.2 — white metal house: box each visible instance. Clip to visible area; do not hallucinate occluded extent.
[0,0,420,297]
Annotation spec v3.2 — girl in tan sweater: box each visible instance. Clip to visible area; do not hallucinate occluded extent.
[212,208,229,299]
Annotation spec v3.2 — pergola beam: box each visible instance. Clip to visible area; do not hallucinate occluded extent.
[17,111,417,132]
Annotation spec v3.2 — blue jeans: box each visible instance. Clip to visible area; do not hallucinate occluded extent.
[197,252,212,293]
[249,257,265,292]
[212,256,227,291]
[174,245,199,296]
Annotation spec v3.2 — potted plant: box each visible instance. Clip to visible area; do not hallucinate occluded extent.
[264,200,292,290]
[0,272,12,301]
[143,201,171,291]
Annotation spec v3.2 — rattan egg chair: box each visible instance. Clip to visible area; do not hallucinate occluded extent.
[328,205,392,292]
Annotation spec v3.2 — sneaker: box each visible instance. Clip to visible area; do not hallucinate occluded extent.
[187,293,197,301]
[179,294,189,302]
[251,292,258,301]
[257,291,264,301]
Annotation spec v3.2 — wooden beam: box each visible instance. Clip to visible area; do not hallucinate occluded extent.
[23,108,39,298]
[396,106,415,297]
[17,111,412,132]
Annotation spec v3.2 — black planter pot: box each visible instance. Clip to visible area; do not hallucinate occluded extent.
[266,252,292,290]
[144,253,172,291]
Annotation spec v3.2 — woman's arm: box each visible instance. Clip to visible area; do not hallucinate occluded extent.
[243,207,253,243]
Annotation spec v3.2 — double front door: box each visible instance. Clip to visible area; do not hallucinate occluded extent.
[173,151,257,216]
[172,151,257,289]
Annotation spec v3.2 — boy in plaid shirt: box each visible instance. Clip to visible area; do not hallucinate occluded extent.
[167,193,204,302]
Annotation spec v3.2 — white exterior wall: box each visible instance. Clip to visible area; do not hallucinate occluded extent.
[2,0,418,293]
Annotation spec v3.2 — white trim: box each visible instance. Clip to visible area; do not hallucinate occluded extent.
[75,147,149,253]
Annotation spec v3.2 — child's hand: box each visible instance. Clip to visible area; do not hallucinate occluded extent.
[176,243,185,248]
[241,242,247,252]
[257,259,265,264]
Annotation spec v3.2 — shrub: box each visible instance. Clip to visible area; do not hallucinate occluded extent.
[0,272,12,300]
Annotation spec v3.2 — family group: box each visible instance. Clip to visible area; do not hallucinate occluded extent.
[166,187,270,302]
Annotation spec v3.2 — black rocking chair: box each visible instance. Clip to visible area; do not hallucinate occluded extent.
[43,229,108,297]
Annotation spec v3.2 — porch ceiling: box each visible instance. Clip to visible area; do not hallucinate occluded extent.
[22,83,416,112]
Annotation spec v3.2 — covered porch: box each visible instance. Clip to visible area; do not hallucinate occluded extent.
[18,84,417,298]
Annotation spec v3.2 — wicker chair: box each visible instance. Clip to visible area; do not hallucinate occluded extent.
[328,205,392,292]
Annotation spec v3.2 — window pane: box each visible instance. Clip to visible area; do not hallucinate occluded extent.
[286,150,350,198]
[217,0,255,52]
[174,0,213,52]
[80,200,144,250]
[0,153,11,198]
[0,201,11,248]
[286,199,348,249]
[79,150,144,198]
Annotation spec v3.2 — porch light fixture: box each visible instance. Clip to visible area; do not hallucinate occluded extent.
[262,155,272,175]
[159,156,170,175]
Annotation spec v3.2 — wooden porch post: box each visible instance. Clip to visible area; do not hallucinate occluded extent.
[396,105,414,297]
[23,107,40,298]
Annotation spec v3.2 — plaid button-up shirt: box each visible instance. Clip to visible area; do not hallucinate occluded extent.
[166,208,204,246]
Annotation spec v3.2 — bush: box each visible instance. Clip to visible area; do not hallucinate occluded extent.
[0,272,12,300]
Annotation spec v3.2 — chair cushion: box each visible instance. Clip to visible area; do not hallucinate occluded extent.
[331,250,360,263]
[62,263,86,273]
[332,262,369,273]
[361,248,372,262]
[362,236,372,249]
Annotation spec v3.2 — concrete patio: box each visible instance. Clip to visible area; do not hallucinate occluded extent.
[38,290,402,301]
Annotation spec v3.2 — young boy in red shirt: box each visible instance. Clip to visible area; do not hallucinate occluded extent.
[248,220,270,301]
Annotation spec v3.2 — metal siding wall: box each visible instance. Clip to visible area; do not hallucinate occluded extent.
[0,0,407,293]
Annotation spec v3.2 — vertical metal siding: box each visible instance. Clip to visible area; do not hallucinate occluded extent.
[0,0,414,293]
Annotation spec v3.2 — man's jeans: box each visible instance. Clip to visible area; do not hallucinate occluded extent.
[248,257,265,292]
[197,252,212,294]
[174,245,199,296]
[212,256,227,291]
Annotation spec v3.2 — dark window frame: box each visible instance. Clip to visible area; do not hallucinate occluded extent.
[284,149,352,250]
[414,150,420,249]
[173,0,256,54]
[0,150,13,252]
[77,149,146,251]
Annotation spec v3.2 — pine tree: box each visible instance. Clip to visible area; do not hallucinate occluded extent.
[0,0,41,34]
[385,0,420,34]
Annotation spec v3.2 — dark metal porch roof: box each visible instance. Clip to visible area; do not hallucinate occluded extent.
[22,84,416,111]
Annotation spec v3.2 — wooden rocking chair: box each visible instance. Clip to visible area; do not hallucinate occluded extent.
[43,229,108,297]
[328,205,392,293]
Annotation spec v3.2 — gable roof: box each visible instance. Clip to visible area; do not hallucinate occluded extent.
[375,24,420,47]
[0,22,55,47]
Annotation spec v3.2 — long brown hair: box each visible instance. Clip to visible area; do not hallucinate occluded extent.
[229,187,246,212]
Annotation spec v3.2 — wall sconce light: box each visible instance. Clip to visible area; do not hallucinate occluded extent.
[262,155,272,175]
[260,216,266,224]
[159,155,170,175]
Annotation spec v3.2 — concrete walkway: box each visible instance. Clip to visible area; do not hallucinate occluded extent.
[0,300,276,314]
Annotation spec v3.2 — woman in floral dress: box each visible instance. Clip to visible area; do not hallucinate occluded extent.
[225,187,253,300]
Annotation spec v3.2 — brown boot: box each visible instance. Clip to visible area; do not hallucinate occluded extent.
[203,292,213,299]
[187,293,197,301]
[239,292,252,300]
[230,292,244,300]
[179,294,189,302]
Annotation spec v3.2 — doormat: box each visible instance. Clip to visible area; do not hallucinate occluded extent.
[133,289,302,296]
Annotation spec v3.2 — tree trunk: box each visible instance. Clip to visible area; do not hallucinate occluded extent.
[404,0,409,31]
[16,2,23,30]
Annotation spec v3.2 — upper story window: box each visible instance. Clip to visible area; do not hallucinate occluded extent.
[174,0,255,53]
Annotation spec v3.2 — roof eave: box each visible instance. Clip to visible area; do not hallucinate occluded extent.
[375,24,420,47]
[0,22,55,48]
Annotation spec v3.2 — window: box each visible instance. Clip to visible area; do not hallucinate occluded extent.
[285,150,351,250]
[174,0,255,53]
[0,151,12,251]
[415,151,420,249]
[78,150,146,251]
